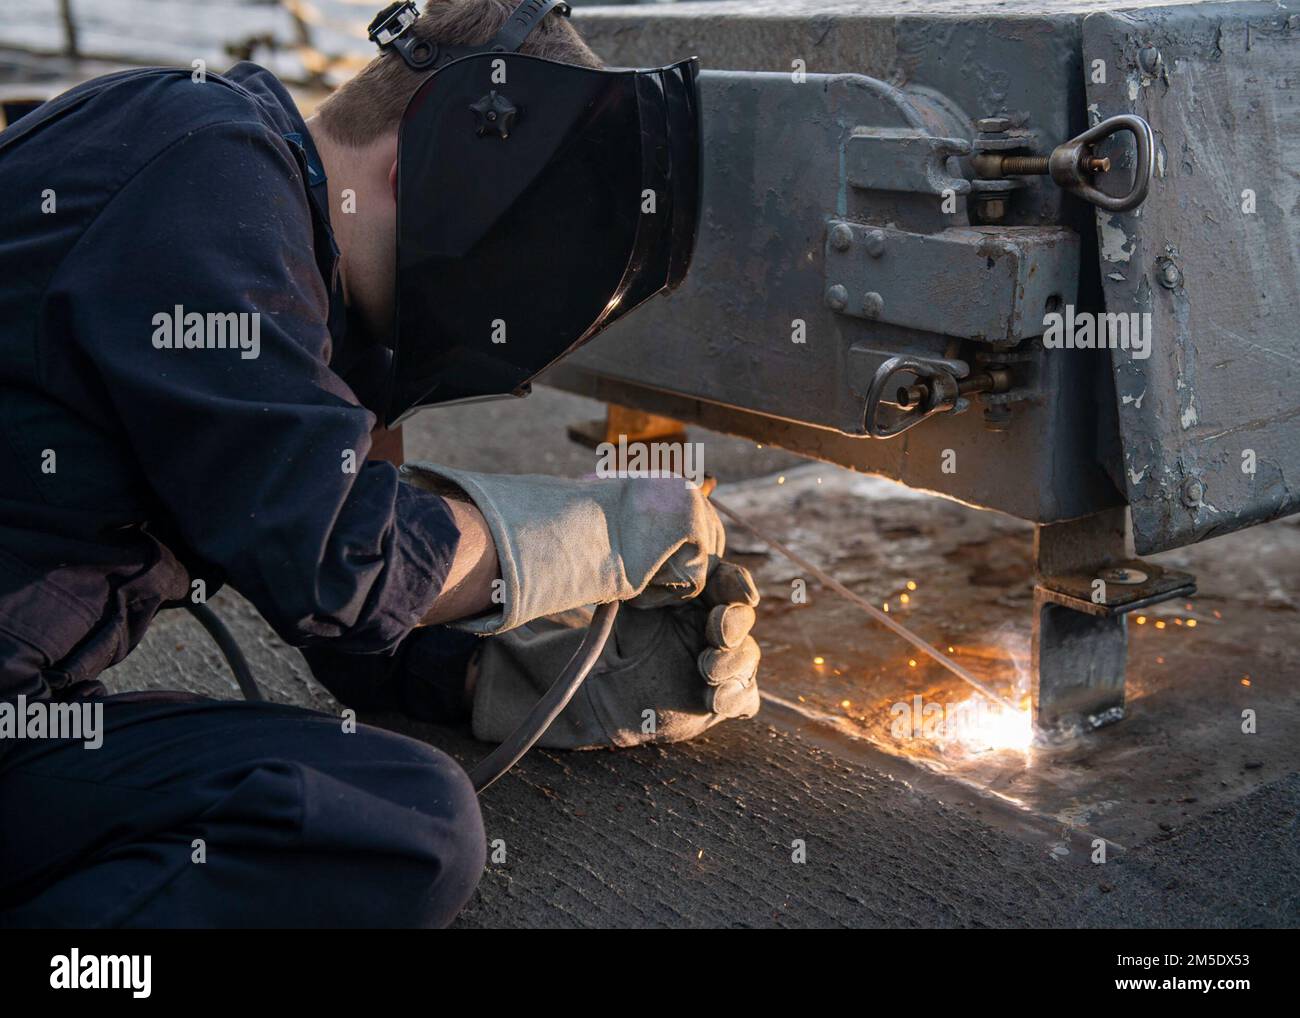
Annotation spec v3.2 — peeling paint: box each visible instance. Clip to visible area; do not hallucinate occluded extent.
[1098,213,1133,263]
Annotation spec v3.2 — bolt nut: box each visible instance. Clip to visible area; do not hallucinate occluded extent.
[829,222,853,252]
[978,196,1008,222]
[1181,477,1205,507]
[864,230,886,258]
[1156,257,1183,289]
[977,116,1011,133]
[861,291,884,318]
[825,284,849,312]
[1138,45,1161,75]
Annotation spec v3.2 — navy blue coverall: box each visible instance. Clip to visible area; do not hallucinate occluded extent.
[0,64,486,927]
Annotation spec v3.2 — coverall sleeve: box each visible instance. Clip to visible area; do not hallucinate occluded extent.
[45,120,459,652]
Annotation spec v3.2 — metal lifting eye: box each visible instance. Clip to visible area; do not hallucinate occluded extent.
[1047,114,1155,213]
[972,114,1155,213]
[865,356,1011,438]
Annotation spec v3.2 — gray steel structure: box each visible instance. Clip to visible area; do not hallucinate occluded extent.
[552,0,1299,732]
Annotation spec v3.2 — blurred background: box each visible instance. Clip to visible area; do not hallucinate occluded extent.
[0,0,656,99]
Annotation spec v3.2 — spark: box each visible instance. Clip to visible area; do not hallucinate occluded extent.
[908,659,917,668]
[1241,676,1251,687]
[1186,619,1198,628]
[1155,620,1166,629]
[906,580,917,591]
[900,593,910,604]
[813,656,825,665]
[1136,615,1147,624]
[840,699,852,708]
[882,603,889,613]
[777,475,786,485]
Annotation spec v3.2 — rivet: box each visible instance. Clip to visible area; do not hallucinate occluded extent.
[1157,257,1182,289]
[825,284,849,311]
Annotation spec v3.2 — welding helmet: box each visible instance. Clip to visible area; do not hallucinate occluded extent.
[365,1,701,425]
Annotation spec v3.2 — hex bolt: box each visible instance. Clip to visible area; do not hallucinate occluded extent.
[1138,45,1161,75]
[983,403,1012,431]
[864,230,886,258]
[825,284,849,312]
[1181,477,1205,507]
[829,222,853,252]
[1157,257,1183,289]
[977,116,1011,134]
[1101,566,1148,585]
[997,155,1050,175]
[861,291,884,318]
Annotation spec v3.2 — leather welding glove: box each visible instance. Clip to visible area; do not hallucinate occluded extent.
[471,561,762,748]
[401,462,725,635]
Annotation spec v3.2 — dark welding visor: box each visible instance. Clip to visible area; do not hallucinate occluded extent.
[382,51,700,424]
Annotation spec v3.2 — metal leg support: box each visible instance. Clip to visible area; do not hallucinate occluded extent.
[1031,507,1195,734]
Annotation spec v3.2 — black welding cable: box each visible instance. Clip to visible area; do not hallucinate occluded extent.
[468,600,619,794]
[183,595,617,789]
[184,602,263,702]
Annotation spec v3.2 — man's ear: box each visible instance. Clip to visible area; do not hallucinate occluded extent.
[389,158,399,202]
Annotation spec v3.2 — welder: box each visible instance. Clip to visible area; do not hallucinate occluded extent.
[0,0,761,928]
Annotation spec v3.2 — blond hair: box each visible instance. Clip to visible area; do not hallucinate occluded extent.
[316,0,602,146]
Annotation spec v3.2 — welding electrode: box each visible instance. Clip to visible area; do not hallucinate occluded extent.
[707,495,1021,713]
[471,476,1020,793]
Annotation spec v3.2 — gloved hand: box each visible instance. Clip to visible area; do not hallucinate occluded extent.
[471,561,762,748]
[401,463,725,635]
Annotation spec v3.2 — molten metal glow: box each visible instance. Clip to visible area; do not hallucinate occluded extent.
[943,697,1035,754]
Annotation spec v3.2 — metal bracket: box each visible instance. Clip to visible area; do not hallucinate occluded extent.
[1038,560,1197,617]
[844,128,971,196]
[824,222,1079,343]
